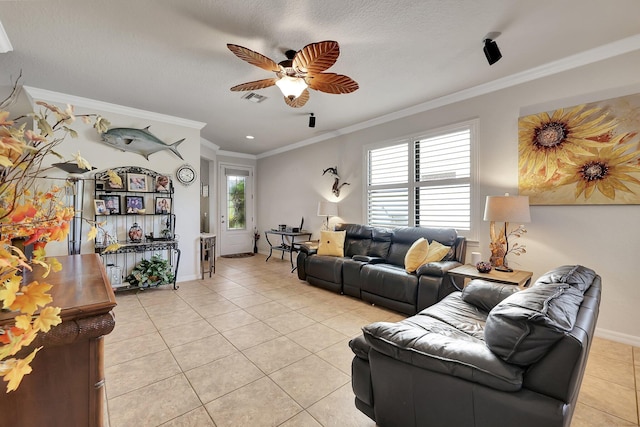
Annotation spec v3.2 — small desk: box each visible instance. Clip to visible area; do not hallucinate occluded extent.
[265,230,312,272]
[200,233,216,279]
[448,264,533,289]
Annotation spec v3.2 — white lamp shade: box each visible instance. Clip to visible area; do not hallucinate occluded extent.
[317,201,338,217]
[275,76,308,99]
[0,20,12,53]
[483,195,530,223]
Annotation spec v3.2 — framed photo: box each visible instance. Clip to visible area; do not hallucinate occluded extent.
[155,175,171,192]
[106,174,124,190]
[127,173,149,192]
[155,197,171,214]
[101,195,121,215]
[94,199,108,215]
[125,196,144,214]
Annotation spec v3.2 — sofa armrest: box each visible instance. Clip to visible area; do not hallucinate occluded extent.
[299,244,318,255]
[349,335,370,360]
[416,260,461,277]
[352,255,386,264]
[363,321,524,392]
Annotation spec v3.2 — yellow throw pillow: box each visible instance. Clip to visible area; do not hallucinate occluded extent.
[423,240,451,264]
[404,238,430,273]
[317,230,346,257]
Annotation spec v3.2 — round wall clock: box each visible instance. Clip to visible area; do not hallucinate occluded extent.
[176,164,197,186]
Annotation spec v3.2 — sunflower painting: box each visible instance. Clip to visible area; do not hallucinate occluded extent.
[518,93,640,205]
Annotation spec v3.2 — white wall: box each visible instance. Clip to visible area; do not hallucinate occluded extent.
[26,90,204,282]
[257,50,640,345]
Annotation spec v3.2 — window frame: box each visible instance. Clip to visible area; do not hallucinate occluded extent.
[363,119,479,241]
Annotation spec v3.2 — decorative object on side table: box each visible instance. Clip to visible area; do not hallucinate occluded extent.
[476,261,492,273]
[483,193,530,272]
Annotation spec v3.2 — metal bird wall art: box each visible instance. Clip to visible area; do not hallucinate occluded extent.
[323,166,350,197]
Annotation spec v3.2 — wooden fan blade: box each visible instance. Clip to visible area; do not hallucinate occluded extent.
[293,41,339,74]
[307,73,359,94]
[284,89,310,108]
[230,78,278,91]
[227,44,280,72]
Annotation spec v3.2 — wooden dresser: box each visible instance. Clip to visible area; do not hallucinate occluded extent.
[0,254,117,427]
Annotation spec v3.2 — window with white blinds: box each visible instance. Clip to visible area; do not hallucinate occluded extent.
[366,122,475,235]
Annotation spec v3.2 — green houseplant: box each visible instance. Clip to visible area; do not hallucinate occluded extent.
[126,255,174,288]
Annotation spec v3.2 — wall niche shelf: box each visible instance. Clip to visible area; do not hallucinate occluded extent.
[93,166,180,291]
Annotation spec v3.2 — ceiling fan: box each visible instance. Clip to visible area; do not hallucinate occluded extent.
[227,40,359,108]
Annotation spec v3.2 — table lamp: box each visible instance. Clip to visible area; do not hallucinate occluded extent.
[483,193,530,272]
[317,201,338,230]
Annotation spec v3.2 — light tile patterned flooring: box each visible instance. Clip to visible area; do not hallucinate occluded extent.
[104,254,639,427]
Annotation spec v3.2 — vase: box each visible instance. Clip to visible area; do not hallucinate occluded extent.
[128,223,143,243]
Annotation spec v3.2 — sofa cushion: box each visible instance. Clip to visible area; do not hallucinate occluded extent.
[362,293,524,392]
[317,230,346,257]
[361,263,419,305]
[535,264,596,293]
[404,238,430,273]
[461,279,519,312]
[485,281,585,366]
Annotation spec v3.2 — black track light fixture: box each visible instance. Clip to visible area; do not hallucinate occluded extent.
[309,113,316,128]
[483,32,502,65]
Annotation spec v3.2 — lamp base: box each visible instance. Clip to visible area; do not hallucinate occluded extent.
[494,265,513,273]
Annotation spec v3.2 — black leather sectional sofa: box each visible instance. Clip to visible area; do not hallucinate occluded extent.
[350,265,601,427]
[296,223,467,315]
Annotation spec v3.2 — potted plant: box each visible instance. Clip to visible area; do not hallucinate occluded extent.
[126,255,175,288]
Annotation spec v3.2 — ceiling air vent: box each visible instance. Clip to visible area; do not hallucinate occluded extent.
[241,92,267,103]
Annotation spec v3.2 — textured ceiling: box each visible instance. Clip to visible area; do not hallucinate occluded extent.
[1,0,640,156]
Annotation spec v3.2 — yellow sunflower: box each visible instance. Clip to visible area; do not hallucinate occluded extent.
[558,143,640,200]
[519,104,618,179]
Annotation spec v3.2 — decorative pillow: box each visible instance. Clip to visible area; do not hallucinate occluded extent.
[404,238,429,272]
[484,282,584,366]
[317,230,346,257]
[423,240,451,263]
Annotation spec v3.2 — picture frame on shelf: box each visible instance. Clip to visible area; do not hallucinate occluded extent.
[94,199,108,215]
[125,195,145,214]
[105,174,124,190]
[155,175,171,192]
[155,197,171,214]
[101,195,121,215]
[127,173,149,192]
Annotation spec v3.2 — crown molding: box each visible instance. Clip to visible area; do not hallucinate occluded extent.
[217,150,257,160]
[23,86,206,130]
[200,137,220,152]
[258,34,640,159]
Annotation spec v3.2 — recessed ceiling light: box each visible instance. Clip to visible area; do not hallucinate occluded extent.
[245,135,254,140]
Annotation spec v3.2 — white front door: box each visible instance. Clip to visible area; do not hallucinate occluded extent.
[218,163,254,255]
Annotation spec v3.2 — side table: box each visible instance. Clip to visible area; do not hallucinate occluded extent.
[200,233,216,279]
[448,264,533,289]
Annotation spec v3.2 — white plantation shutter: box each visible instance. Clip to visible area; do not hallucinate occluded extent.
[366,123,474,235]
[367,143,409,227]
[415,129,471,230]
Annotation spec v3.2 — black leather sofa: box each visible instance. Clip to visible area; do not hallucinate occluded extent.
[349,265,601,427]
[296,224,467,315]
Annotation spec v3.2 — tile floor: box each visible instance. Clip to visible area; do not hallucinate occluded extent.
[103,254,639,427]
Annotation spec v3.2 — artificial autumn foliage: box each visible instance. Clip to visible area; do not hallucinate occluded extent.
[0,83,111,392]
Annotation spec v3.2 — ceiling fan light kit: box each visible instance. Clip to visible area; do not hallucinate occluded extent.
[227,40,359,108]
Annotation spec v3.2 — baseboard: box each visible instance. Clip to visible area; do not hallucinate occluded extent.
[595,327,640,347]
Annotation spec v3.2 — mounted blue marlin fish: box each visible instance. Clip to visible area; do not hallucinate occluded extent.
[100,126,184,160]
